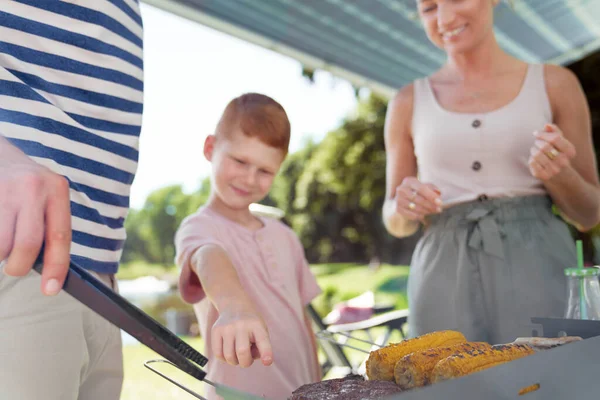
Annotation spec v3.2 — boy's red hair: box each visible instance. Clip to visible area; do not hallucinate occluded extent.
[215,93,290,154]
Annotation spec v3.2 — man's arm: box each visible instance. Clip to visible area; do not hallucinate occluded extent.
[191,244,273,368]
[0,135,71,295]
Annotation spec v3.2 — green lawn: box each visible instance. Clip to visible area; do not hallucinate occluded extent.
[120,263,409,400]
[310,263,409,317]
[122,337,206,399]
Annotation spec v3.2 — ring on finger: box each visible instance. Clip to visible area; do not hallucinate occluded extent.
[408,202,416,210]
[410,190,418,201]
[547,148,560,160]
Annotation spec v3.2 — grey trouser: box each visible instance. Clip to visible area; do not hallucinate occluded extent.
[408,195,576,344]
[0,267,123,400]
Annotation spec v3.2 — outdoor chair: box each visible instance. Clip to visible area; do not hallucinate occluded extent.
[307,304,409,378]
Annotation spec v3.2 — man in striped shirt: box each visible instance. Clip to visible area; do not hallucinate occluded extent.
[0,1,143,399]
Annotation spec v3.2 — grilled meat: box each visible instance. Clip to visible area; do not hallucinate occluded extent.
[290,375,402,400]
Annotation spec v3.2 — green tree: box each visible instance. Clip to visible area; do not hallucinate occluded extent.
[277,94,417,263]
[122,178,212,265]
[270,138,319,216]
[120,209,151,264]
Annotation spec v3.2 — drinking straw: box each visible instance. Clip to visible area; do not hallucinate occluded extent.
[576,240,587,319]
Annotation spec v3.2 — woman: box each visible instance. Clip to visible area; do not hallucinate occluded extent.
[382,0,600,344]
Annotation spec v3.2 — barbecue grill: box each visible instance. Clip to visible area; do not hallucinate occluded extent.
[384,318,600,400]
[33,256,600,400]
[317,318,600,399]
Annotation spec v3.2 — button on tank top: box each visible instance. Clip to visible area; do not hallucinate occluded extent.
[411,64,552,207]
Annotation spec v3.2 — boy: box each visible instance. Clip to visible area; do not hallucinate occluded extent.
[175,93,322,399]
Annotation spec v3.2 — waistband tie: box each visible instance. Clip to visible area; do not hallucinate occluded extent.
[466,208,505,259]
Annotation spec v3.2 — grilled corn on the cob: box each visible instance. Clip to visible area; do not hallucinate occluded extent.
[431,343,535,383]
[518,383,540,395]
[366,330,466,381]
[394,342,492,389]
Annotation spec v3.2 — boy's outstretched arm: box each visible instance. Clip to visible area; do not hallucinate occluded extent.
[191,244,273,368]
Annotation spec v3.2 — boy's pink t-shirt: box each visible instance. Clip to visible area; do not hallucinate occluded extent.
[175,207,322,400]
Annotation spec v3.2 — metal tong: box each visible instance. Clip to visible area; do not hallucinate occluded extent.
[32,256,263,400]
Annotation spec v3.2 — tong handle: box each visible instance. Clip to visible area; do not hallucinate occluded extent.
[33,247,208,368]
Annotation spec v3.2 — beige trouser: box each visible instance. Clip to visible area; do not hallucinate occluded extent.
[0,266,123,400]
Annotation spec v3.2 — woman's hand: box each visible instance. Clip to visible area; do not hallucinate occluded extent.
[394,177,443,221]
[529,124,577,182]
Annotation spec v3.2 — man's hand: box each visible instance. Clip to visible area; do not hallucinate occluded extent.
[211,304,273,368]
[0,137,71,295]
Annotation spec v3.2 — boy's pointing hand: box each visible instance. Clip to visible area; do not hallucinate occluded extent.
[212,305,273,368]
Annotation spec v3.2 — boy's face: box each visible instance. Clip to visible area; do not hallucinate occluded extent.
[204,130,286,210]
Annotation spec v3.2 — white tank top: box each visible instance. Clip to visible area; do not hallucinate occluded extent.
[412,64,551,207]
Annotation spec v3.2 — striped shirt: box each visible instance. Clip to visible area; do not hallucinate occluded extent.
[0,1,144,274]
